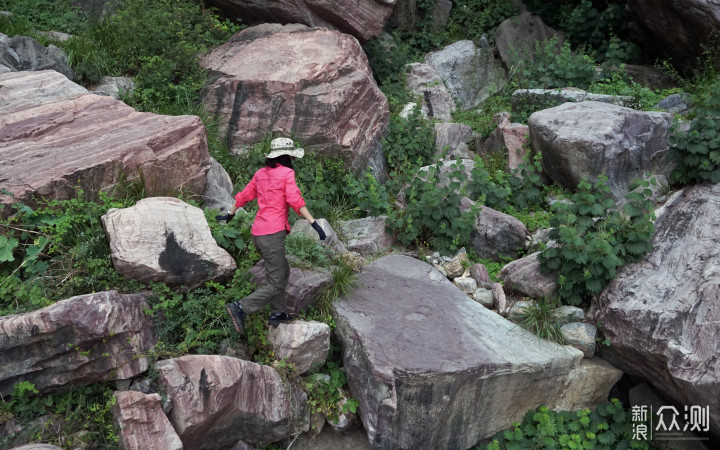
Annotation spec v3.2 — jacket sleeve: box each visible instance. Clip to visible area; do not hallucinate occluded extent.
[234,174,258,208]
[285,170,306,215]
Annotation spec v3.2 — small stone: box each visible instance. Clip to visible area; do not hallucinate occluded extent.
[473,288,494,308]
[553,306,584,325]
[454,276,477,294]
[560,322,597,358]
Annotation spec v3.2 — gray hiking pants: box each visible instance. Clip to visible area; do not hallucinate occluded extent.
[242,230,289,314]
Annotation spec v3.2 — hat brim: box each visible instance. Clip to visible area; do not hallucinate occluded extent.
[264,148,305,159]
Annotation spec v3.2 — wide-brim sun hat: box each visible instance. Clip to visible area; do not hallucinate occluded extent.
[265,137,305,159]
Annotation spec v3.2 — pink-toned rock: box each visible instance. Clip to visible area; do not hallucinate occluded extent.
[0,71,210,214]
[0,70,86,114]
[500,252,558,300]
[154,355,302,449]
[460,198,530,261]
[267,320,331,374]
[102,197,236,288]
[469,263,491,284]
[482,112,530,171]
[200,24,389,175]
[204,0,396,42]
[112,390,182,450]
[0,291,155,396]
[250,259,331,313]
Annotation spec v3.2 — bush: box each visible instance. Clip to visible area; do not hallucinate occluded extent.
[387,160,477,254]
[0,0,88,35]
[537,177,655,306]
[345,171,390,218]
[383,108,437,174]
[669,85,720,184]
[485,399,650,449]
[510,37,597,91]
[449,0,519,41]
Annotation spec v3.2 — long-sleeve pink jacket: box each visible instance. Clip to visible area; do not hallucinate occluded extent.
[234,165,306,236]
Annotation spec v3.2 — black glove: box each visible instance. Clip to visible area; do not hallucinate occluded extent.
[215,211,235,222]
[311,221,326,240]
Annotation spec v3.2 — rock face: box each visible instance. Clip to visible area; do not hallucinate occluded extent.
[529,101,672,199]
[112,390,183,450]
[250,260,331,314]
[335,216,395,256]
[154,355,300,449]
[596,183,720,433]
[512,88,631,108]
[267,320,330,374]
[0,71,211,214]
[495,12,563,66]
[0,33,74,79]
[405,62,456,121]
[434,122,475,158]
[333,254,593,449]
[461,198,529,261]
[204,0,396,42]
[0,291,155,396]
[0,70,87,114]
[482,112,529,170]
[500,252,558,300]
[102,197,236,288]
[626,0,720,70]
[201,157,235,211]
[200,24,389,176]
[292,218,346,255]
[427,40,505,109]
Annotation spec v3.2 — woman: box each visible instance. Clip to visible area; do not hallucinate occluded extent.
[216,137,326,335]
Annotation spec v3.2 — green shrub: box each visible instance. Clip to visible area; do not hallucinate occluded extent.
[485,399,649,449]
[449,0,519,41]
[537,177,655,306]
[285,232,333,269]
[669,85,720,184]
[0,0,88,35]
[510,37,597,91]
[303,361,359,426]
[345,171,390,218]
[517,297,565,343]
[387,160,477,254]
[589,71,674,111]
[384,108,437,174]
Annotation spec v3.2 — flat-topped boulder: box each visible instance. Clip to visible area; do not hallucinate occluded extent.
[333,254,616,448]
[102,197,236,288]
[596,183,720,432]
[0,71,210,213]
[0,70,86,114]
[0,290,155,396]
[200,24,389,176]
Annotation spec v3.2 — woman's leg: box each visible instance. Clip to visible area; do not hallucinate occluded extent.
[242,231,289,314]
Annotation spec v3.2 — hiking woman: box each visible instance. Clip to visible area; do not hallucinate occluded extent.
[216,137,326,335]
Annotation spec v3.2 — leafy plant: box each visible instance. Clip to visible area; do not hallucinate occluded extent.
[383,107,437,174]
[387,160,477,255]
[537,177,655,306]
[485,399,649,449]
[669,84,720,184]
[449,0,519,41]
[0,0,88,35]
[303,362,359,426]
[285,232,333,269]
[345,171,390,218]
[510,37,597,91]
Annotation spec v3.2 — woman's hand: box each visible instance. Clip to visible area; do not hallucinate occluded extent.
[215,210,235,222]
[311,221,326,240]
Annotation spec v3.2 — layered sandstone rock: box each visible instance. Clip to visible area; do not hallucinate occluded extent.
[333,254,616,448]
[204,0,396,42]
[595,183,720,432]
[102,197,236,288]
[112,390,183,450]
[529,101,672,199]
[0,291,155,396]
[154,355,302,449]
[0,71,210,213]
[200,24,389,176]
[267,320,330,374]
[250,260,331,314]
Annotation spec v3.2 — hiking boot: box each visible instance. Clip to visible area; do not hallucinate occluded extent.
[268,312,295,327]
[225,302,246,335]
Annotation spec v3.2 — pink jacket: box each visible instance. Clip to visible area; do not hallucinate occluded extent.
[234,165,306,236]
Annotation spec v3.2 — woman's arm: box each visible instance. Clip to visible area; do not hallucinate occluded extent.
[298,206,315,223]
[299,206,326,240]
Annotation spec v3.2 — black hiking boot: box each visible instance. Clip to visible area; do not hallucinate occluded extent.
[225,301,246,335]
[268,312,296,327]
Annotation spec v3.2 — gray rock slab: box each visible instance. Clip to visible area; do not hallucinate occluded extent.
[333,254,584,449]
[335,216,394,257]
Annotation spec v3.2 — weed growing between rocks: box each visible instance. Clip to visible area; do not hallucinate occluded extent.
[517,297,565,344]
[484,399,649,449]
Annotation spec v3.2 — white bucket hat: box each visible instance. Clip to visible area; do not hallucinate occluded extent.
[265,137,305,159]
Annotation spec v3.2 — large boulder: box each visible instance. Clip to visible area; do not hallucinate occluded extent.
[335,216,395,256]
[204,0,396,42]
[500,252,558,300]
[0,33,74,79]
[333,254,617,448]
[112,390,183,450]
[495,12,563,67]
[0,70,86,114]
[626,0,720,71]
[482,112,529,171]
[0,291,155,396]
[200,24,389,177]
[249,260,331,313]
[427,40,505,109]
[267,320,331,374]
[529,101,672,199]
[154,355,303,449]
[0,71,211,214]
[434,122,475,159]
[405,62,456,121]
[201,157,235,212]
[461,198,529,261]
[595,183,720,433]
[512,88,632,108]
[102,197,236,288]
